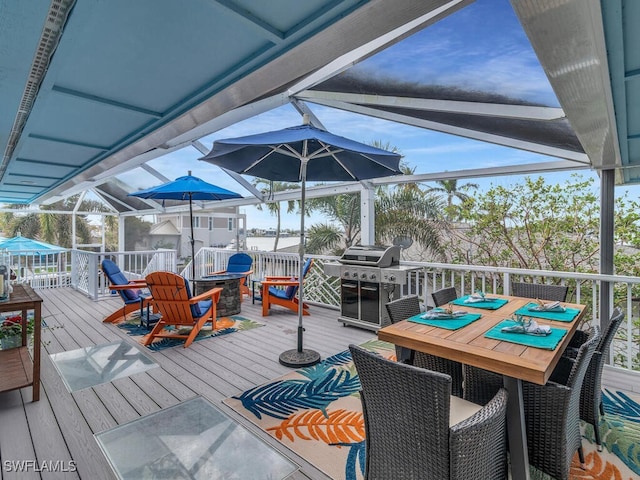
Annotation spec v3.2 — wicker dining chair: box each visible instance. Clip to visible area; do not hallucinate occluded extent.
[431,286,458,307]
[511,282,568,301]
[564,307,624,450]
[385,295,464,397]
[464,281,570,405]
[349,344,508,480]
[523,326,600,480]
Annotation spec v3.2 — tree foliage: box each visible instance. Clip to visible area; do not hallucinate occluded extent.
[375,187,445,257]
[305,194,361,251]
[442,174,640,277]
[0,196,114,248]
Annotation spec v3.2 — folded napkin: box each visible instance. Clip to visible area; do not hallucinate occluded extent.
[464,292,494,303]
[485,320,567,350]
[408,312,482,330]
[528,301,566,313]
[452,295,508,310]
[421,308,468,319]
[501,319,551,336]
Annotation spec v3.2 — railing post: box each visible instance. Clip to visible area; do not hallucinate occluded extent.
[87,253,99,300]
[70,250,78,288]
[504,272,511,295]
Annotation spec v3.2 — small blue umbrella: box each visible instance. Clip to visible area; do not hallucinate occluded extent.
[199,116,402,367]
[0,235,65,255]
[129,171,242,280]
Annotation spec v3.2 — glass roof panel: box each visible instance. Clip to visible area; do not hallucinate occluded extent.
[332,0,560,107]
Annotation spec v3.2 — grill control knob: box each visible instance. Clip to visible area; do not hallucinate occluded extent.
[352,272,359,278]
[361,272,368,279]
[343,271,350,278]
[370,273,377,280]
[388,275,396,282]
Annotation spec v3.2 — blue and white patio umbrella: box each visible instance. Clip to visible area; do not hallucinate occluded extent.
[129,172,242,281]
[0,235,65,255]
[199,116,402,367]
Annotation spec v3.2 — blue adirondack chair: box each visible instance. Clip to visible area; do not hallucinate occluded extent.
[101,259,151,323]
[211,253,253,300]
[260,258,313,316]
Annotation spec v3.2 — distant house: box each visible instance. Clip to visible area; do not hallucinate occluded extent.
[152,206,246,259]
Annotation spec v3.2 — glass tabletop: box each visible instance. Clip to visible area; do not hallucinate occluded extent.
[95,396,298,480]
[50,340,158,392]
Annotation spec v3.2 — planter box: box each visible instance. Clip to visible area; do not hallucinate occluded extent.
[0,334,21,350]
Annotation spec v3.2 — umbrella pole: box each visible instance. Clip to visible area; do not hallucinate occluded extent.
[279,157,321,368]
[189,195,196,284]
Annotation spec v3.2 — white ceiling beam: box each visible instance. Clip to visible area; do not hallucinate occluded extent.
[191,141,265,201]
[0,207,117,216]
[165,93,290,149]
[118,159,586,217]
[290,99,326,129]
[140,164,172,183]
[92,188,148,211]
[296,90,566,120]
[88,188,119,213]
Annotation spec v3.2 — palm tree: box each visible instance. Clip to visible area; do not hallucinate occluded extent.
[253,179,299,251]
[426,179,478,220]
[305,193,361,253]
[375,187,446,257]
[426,179,478,207]
[305,223,343,255]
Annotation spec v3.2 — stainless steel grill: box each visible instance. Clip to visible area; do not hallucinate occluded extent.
[324,245,420,331]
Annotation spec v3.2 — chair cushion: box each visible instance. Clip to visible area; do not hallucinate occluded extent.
[284,278,298,298]
[269,285,292,299]
[226,253,253,273]
[450,395,483,427]
[194,299,213,318]
[121,287,142,303]
[183,277,202,317]
[102,259,139,301]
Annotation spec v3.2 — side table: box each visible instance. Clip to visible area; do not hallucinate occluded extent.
[252,279,263,304]
[0,284,43,401]
[139,293,160,329]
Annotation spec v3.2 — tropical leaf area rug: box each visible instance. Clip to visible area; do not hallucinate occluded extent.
[224,339,640,480]
[114,313,263,351]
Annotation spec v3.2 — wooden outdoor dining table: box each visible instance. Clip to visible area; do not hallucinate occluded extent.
[377,294,586,480]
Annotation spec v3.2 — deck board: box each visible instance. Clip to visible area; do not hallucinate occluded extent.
[0,287,373,479]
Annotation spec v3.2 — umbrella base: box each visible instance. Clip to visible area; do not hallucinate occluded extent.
[279,348,321,368]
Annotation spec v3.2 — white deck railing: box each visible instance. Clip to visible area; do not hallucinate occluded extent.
[192,248,640,376]
[69,249,177,300]
[13,246,637,379]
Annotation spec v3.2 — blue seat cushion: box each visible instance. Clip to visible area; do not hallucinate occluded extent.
[102,259,140,302]
[226,254,253,285]
[194,299,213,318]
[184,278,215,318]
[183,278,202,317]
[121,288,142,303]
[284,282,298,298]
[269,287,290,300]
[269,284,297,300]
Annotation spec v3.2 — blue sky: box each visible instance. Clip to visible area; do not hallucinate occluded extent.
[118,0,630,231]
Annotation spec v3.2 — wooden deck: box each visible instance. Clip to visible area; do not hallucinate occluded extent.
[0,288,375,480]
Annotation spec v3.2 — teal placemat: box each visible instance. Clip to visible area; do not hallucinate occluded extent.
[408,312,482,330]
[451,295,509,310]
[484,320,568,350]
[514,303,580,322]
